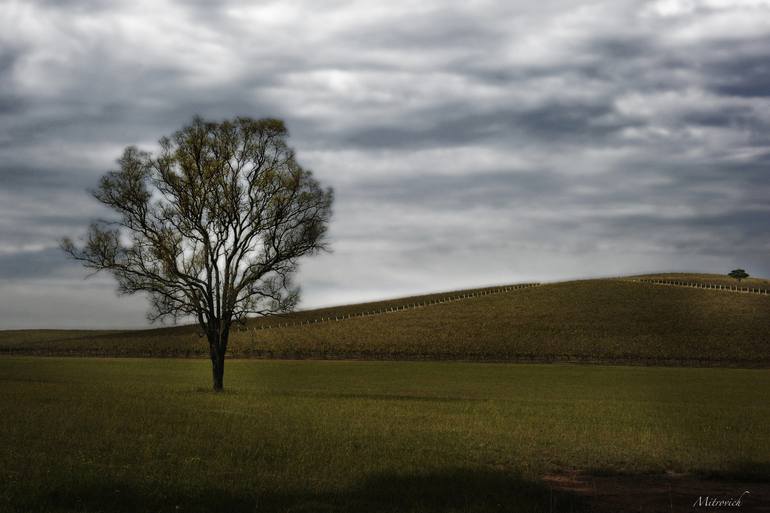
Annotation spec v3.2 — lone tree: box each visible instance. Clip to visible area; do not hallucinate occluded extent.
[62,116,333,390]
[728,269,749,282]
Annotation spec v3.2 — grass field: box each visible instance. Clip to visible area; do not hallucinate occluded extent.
[1,357,769,512]
[3,276,769,365]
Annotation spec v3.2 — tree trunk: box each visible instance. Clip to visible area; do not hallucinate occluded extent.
[208,334,228,392]
[210,345,225,391]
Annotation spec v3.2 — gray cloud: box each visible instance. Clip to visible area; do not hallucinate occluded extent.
[1,0,769,328]
[0,247,74,280]
[707,51,770,98]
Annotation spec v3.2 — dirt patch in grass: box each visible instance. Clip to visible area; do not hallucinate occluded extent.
[544,471,770,512]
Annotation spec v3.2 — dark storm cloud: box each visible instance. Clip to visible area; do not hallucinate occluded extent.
[0,164,92,191]
[345,169,564,211]
[0,47,25,115]
[707,53,770,98]
[1,0,770,327]
[0,247,75,281]
[344,101,633,149]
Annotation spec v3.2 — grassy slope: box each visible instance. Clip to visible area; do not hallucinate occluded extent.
[2,275,769,364]
[1,357,769,513]
[630,272,770,291]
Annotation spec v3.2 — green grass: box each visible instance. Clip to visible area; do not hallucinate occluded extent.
[2,275,769,365]
[1,357,768,512]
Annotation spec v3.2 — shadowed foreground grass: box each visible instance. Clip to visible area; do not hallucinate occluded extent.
[1,358,769,512]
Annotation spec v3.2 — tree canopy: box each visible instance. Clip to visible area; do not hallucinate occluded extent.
[62,116,333,389]
[728,269,749,282]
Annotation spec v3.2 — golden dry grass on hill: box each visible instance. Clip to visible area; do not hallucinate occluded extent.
[2,275,768,364]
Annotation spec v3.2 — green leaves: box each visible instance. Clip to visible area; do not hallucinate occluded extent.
[728,269,749,281]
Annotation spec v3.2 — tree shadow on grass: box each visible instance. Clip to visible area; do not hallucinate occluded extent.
[39,467,589,513]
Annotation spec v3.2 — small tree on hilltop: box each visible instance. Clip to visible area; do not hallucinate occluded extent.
[728,269,749,282]
[62,116,334,390]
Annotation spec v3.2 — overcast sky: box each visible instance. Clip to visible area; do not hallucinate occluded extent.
[1,0,769,328]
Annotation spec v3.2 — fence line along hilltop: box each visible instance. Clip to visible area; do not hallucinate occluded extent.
[628,278,770,295]
[250,283,541,331]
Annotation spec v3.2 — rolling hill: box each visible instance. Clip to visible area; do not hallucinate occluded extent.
[2,274,769,365]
